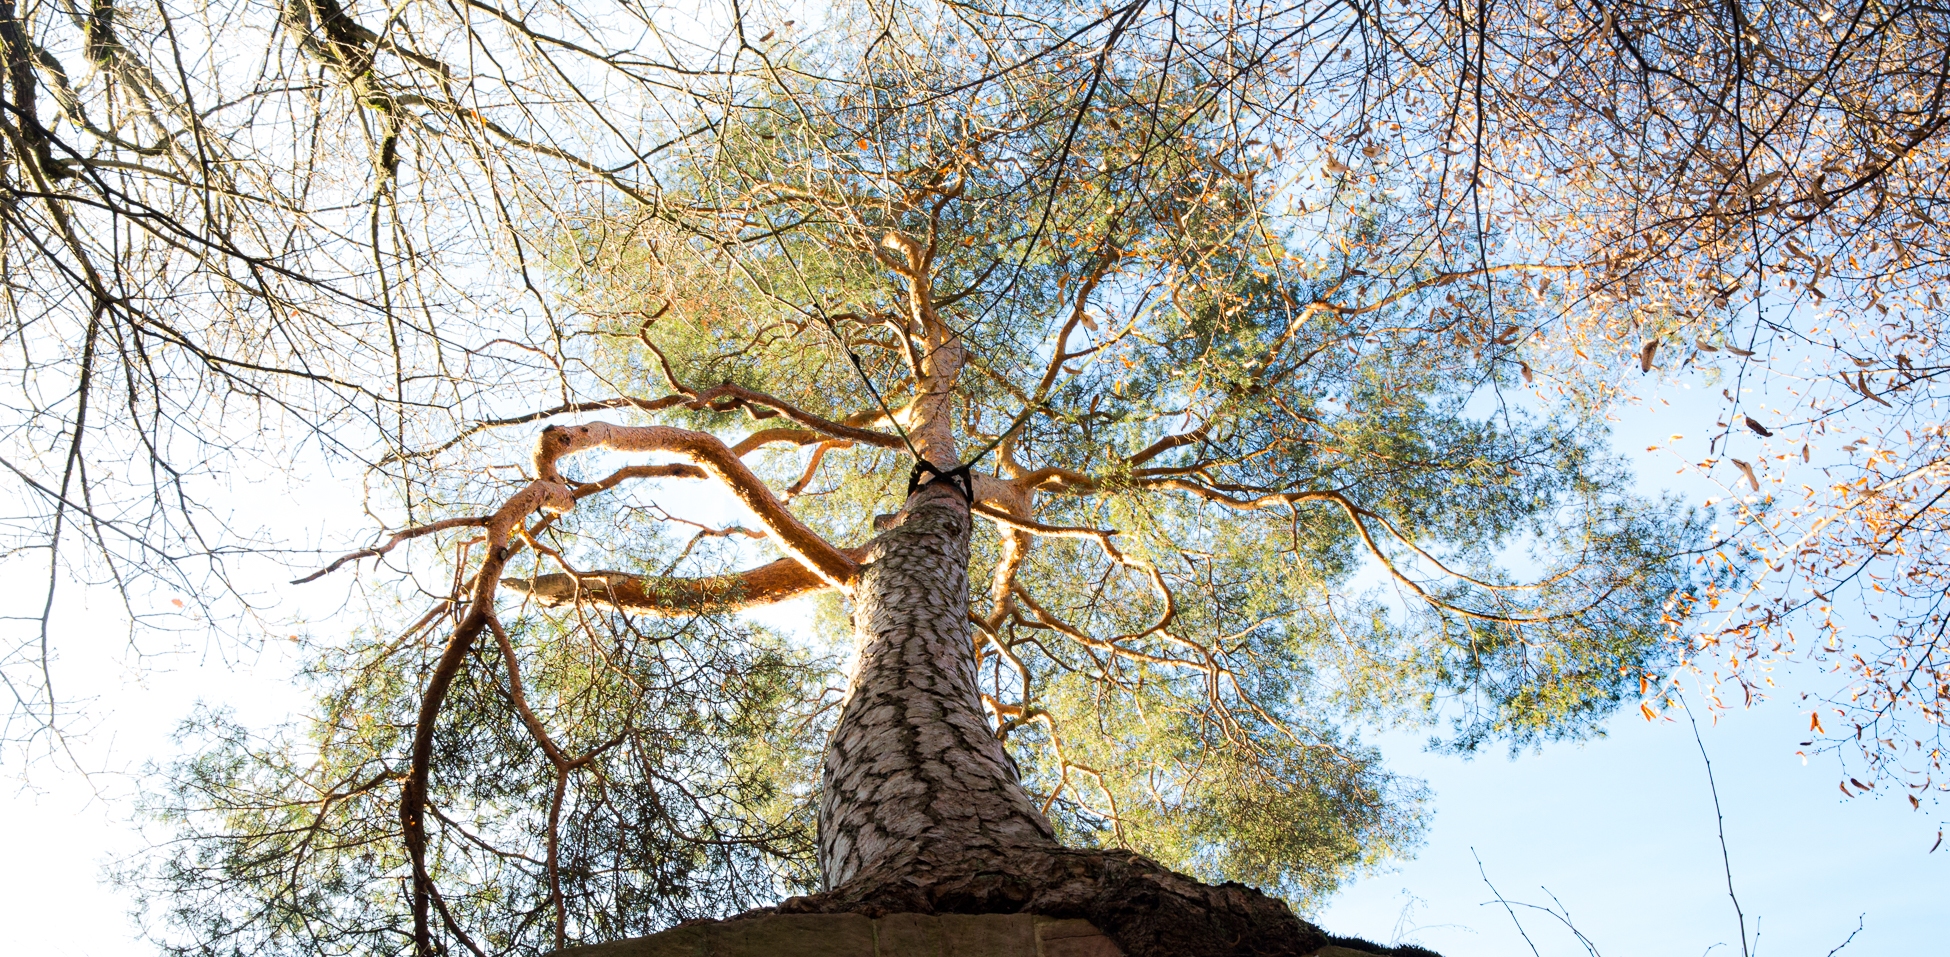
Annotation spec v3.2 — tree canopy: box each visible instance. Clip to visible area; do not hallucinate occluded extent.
[1,0,1945,954]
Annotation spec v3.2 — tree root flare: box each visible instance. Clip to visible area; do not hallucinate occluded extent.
[762,847,1327,957]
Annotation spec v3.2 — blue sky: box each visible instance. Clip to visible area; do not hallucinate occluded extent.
[1314,686,1945,956]
[1308,364,1950,957]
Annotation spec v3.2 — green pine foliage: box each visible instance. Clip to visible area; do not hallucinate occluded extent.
[128,606,829,956]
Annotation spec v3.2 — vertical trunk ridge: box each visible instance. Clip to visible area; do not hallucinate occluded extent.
[818,484,1056,889]
[798,484,1323,957]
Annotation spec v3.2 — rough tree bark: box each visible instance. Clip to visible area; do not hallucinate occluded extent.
[817,479,1057,887]
[376,421,1345,954]
[771,476,1328,957]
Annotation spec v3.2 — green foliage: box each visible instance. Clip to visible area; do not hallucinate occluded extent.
[1026,670,1425,909]
[126,606,830,956]
[537,36,1708,909]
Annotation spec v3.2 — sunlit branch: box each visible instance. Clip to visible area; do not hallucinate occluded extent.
[533,421,860,590]
[1128,425,1214,469]
[507,547,871,616]
[570,463,709,496]
[729,429,841,457]
[784,441,841,498]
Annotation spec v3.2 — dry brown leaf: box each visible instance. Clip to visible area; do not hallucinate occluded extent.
[1731,458,1760,490]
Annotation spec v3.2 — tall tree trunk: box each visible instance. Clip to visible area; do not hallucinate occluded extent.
[793,481,1327,957]
[818,482,1056,888]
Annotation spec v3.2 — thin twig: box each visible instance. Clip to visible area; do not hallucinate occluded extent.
[1681,696,1751,957]
[1823,915,1865,957]
[1473,848,1543,957]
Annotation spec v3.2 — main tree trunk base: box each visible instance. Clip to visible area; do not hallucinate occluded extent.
[551,913,1434,957]
[553,911,1121,957]
[773,847,1323,957]
[548,850,1442,957]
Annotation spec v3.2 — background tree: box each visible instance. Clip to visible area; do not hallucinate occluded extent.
[1318,0,1950,794]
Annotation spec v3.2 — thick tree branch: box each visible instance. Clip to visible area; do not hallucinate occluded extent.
[507,546,871,615]
[402,478,571,956]
[534,421,859,590]
[729,428,839,456]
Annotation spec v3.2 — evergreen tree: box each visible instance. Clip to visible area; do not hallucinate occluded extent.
[124,9,1701,954]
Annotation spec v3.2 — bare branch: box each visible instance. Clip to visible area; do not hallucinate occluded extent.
[293,517,489,584]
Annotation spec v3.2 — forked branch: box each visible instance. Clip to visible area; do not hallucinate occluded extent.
[534,421,859,589]
[381,419,856,956]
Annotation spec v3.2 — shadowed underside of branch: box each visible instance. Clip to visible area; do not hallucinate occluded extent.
[506,546,871,615]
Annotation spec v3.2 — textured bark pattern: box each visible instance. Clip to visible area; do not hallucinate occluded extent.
[550,912,1127,957]
[802,483,1332,957]
[818,484,1058,889]
[775,846,1330,957]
